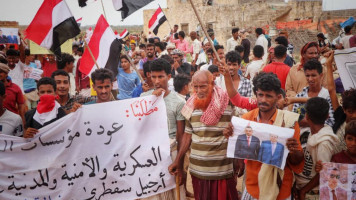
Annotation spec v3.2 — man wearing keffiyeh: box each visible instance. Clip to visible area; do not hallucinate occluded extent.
[169,70,239,200]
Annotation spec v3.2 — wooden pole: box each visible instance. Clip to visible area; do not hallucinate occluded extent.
[188,0,221,63]
[176,176,180,200]
[84,39,100,70]
[158,4,173,31]
[100,0,107,19]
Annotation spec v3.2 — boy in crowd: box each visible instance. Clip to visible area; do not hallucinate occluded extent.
[117,55,140,100]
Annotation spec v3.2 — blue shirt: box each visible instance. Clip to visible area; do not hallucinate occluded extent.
[132,83,143,98]
[23,62,37,91]
[117,68,140,100]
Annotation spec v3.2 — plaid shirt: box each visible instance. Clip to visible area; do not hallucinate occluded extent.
[292,86,335,127]
[61,95,96,112]
[238,75,252,97]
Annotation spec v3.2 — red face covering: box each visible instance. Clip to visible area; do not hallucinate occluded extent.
[36,94,56,114]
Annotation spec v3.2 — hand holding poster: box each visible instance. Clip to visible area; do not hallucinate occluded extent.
[227,117,294,169]
[320,162,356,200]
[23,66,43,80]
[0,95,175,199]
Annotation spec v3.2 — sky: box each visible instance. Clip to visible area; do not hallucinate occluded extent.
[0,0,167,26]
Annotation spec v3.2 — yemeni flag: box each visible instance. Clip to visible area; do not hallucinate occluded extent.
[148,7,167,35]
[118,29,129,39]
[33,95,61,126]
[25,0,80,57]
[113,0,154,20]
[79,15,122,77]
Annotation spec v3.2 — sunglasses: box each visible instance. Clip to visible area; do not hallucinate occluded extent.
[330,174,340,179]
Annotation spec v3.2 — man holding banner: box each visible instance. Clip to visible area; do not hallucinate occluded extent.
[169,70,238,200]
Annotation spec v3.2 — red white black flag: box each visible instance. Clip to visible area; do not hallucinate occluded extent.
[79,15,122,77]
[25,0,80,57]
[118,29,129,39]
[113,0,154,20]
[148,7,167,35]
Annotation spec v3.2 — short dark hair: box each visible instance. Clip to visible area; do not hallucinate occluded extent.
[57,53,75,69]
[155,42,166,51]
[150,58,171,75]
[25,49,30,57]
[91,68,114,83]
[77,47,84,53]
[342,88,356,111]
[178,31,185,38]
[0,81,5,96]
[72,44,79,49]
[235,45,244,53]
[253,72,281,95]
[146,43,155,49]
[208,65,219,73]
[345,120,356,138]
[120,55,130,62]
[225,51,242,65]
[306,97,329,125]
[174,74,191,93]
[215,45,224,51]
[37,77,56,92]
[51,70,70,82]
[274,45,287,59]
[207,48,214,54]
[139,44,146,49]
[148,38,155,44]
[255,28,263,35]
[174,24,179,28]
[143,61,151,78]
[303,59,323,74]
[5,49,19,57]
[160,54,174,65]
[280,88,286,98]
[275,36,289,47]
[232,28,239,34]
[344,25,352,34]
[253,45,264,58]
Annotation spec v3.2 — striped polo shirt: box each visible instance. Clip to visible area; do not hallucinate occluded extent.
[185,105,234,180]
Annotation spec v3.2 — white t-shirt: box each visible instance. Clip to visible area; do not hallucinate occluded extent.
[8,61,25,92]
[341,35,353,49]
[0,109,23,136]
[255,34,269,62]
[246,59,264,80]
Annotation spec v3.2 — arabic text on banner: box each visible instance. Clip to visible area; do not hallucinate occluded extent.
[0,95,175,200]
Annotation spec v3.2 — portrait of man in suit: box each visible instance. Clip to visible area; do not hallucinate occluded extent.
[320,168,347,200]
[7,32,18,44]
[258,134,284,168]
[234,125,260,159]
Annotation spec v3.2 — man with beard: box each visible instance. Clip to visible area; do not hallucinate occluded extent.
[223,72,304,200]
[140,58,186,199]
[169,70,238,199]
[216,51,252,97]
[138,43,156,77]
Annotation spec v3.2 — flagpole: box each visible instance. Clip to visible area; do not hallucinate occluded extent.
[158,4,173,31]
[100,0,107,19]
[188,0,221,63]
[83,40,100,70]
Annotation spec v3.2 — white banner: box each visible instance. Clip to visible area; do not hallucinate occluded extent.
[334,47,356,90]
[227,117,294,169]
[0,95,175,199]
[322,0,356,11]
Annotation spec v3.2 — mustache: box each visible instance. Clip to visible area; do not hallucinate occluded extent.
[258,102,269,106]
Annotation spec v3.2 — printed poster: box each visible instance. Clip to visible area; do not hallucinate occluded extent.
[227,117,294,169]
[320,162,356,200]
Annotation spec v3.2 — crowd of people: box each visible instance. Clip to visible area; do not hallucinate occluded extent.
[0,23,355,200]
